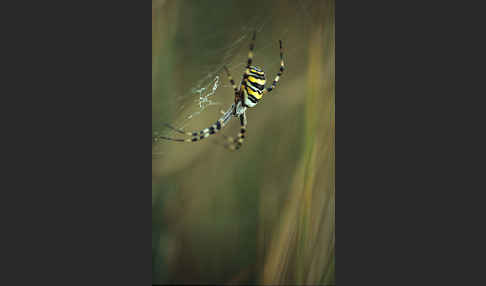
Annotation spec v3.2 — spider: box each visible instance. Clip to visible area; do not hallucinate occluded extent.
[153,31,285,150]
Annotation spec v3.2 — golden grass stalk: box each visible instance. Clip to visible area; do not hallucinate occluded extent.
[262,1,334,284]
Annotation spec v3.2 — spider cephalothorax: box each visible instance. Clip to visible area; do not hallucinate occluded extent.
[155,31,285,151]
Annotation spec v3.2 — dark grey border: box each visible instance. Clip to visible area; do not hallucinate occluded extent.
[1,0,151,284]
[338,1,486,284]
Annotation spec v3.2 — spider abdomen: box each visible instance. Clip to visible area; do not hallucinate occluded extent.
[243,66,266,107]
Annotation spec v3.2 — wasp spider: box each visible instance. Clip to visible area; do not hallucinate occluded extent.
[153,31,285,150]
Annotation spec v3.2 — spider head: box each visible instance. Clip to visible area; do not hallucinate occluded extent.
[242,66,266,107]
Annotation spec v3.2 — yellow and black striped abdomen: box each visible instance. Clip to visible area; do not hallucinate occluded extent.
[243,66,266,107]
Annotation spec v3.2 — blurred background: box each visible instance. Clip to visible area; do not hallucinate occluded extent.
[152,0,334,284]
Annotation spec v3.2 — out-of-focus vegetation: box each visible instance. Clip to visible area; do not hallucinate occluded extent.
[152,0,334,284]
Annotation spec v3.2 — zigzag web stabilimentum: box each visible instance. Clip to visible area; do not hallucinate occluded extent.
[152,1,315,158]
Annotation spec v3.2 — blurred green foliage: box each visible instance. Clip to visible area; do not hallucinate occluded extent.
[153,0,334,284]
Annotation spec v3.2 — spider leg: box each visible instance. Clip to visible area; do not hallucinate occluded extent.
[154,106,234,143]
[224,112,247,151]
[223,66,239,94]
[163,123,192,136]
[223,66,242,115]
[247,31,256,69]
[154,118,224,142]
[262,40,285,96]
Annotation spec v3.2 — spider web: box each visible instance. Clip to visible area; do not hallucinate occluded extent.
[152,0,317,153]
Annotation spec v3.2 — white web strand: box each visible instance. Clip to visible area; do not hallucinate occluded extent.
[182,75,221,125]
